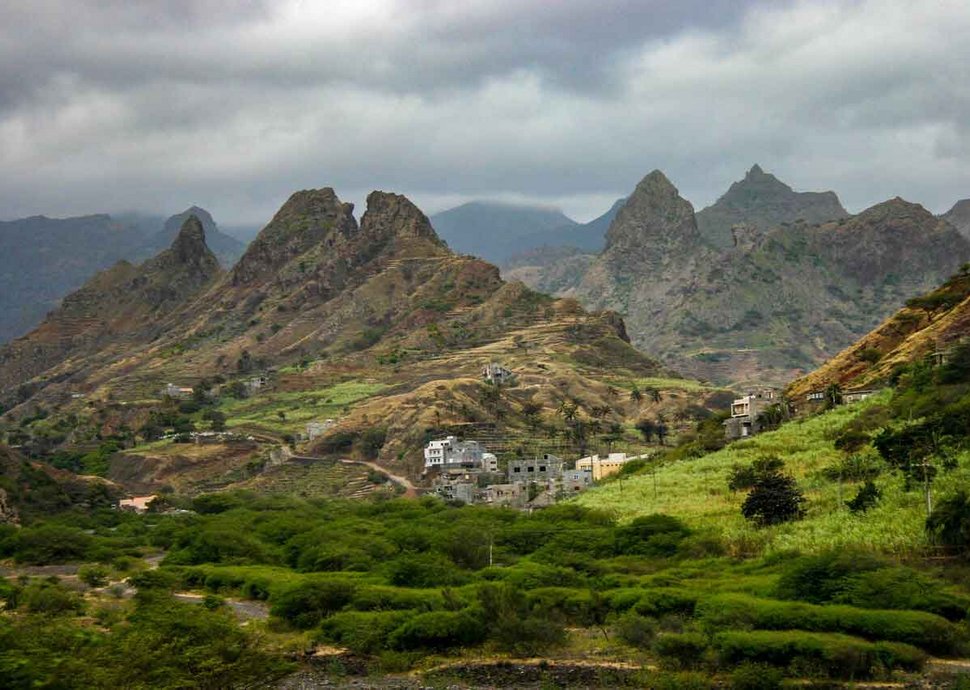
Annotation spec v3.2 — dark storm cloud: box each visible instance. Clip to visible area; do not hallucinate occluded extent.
[1,0,970,226]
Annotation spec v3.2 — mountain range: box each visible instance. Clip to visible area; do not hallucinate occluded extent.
[0,207,244,344]
[0,188,730,485]
[429,199,622,264]
[509,166,970,387]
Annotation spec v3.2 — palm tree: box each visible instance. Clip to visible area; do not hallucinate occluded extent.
[629,384,643,405]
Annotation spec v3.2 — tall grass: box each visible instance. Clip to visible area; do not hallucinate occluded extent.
[576,392,970,555]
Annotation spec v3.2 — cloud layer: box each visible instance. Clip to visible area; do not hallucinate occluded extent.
[1,0,969,225]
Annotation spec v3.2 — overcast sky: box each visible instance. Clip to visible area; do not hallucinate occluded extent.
[2,0,970,226]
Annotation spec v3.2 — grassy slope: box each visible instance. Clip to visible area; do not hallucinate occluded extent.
[576,392,970,555]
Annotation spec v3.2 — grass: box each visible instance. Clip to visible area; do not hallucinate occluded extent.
[219,381,387,434]
[576,391,970,555]
[611,377,721,393]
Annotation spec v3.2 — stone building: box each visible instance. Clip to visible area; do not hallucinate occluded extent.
[507,454,564,483]
[723,388,778,440]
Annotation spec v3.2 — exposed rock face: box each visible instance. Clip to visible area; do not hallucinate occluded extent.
[942,199,970,241]
[0,487,18,525]
[571,169,970,387]
[696,164,847,248]
[231,188,358,286]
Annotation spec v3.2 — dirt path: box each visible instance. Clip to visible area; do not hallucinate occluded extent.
[172,592,270,621]
[288,453,420,498]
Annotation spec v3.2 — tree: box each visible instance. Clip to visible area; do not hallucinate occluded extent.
[655,416,669,446]
[824,383,843,410]
[741,471,805,527]
[846,480,881,513]
[926,489,970,552]
[646,387,662,404]
[629,384,643,405]
[635,419,656,443]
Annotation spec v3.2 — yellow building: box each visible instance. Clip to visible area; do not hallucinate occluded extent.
[576,452,639,481]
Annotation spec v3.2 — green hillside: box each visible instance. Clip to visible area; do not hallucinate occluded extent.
[578,348,970,557]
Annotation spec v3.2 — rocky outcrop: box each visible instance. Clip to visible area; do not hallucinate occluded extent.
[696,164,847,248]
[942,199,970,241]
[569,168,970,387]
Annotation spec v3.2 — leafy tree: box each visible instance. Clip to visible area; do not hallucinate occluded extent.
[846,481,881,513]
[741,469,805,527]
[728,457,784,492]
[270,579,356,629]
[635,418,656,443]
[926,489,970,552]
[629,384,643,405]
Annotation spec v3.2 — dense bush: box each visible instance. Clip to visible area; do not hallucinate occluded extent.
[775,550,885,604]
[615,611,657,648]
[614,514,691,557]
[13,525,93,564]
[741,472,805,526]
[713,630,925,678]
[318,610,413,654]
[652,632,709,670]
[697,593,960,655]
[387,609,485,651]
[926,489,970,552]
[386,553,466,588]
[270,578,356,629]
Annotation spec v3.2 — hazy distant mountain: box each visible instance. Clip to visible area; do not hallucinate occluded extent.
[0,208,244,343]
[143,206,246,264]
[696,164,848,248]
[512,166,970,387]
[430,201,579,263]
[942,199,970,241]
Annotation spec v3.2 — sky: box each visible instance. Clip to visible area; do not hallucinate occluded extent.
[2,0,970,227]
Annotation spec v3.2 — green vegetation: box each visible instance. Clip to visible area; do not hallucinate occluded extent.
[2,492,967,686]
[218,381,386,434]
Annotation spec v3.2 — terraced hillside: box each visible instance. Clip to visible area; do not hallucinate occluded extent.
[0,187,730,488]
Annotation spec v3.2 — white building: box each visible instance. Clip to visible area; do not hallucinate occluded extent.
[424,436,492,469]
[306,419,336,440]
[161,383,194,399]
[482,362,514,385]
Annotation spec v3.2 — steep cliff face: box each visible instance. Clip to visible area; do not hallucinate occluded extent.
[696,164,847,248]
[570,168,970,387]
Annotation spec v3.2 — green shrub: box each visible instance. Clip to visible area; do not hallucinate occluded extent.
[350,585,444,612]
[14,525,92,564]
[926,489,970,552]
[386,553,466,588]
[835,568,970,622]
[21,581,84,615]
[478,582,566,655]
[616,611,657,649]
[775,550,885,604]
[270,579,356,629]
[387,609,485,651]
[713,630,925,679]
[607,588,645,612]
[78,564,111,588]
[697,593,959,655]
[652,632,708,669]
[318,610,414,654]
[730,662,784,690]
[634,588,698,618]
[614,514,691,557]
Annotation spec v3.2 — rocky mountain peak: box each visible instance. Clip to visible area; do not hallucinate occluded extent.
[604,170,699,252]
[170,215,208,263]
[360,191,444,244]
[230,187,358,286]
[696,165,847,247]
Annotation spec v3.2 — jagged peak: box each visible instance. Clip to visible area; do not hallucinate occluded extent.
[170,215,208,263]
[747,163,765,177]
[360,191,443,243]
[604,170,698,252]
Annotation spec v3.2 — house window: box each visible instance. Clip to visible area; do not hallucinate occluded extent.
[539,466,546,472]
[527,466,534,472]
[513,467,520,473]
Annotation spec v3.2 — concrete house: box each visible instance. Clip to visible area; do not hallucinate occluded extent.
[424,436,496,470]
[161,383,194,399]
[723,388,778,440]
[576,452,638,480]
[507,454,564,483]
[482,362,514,385]
[306,419,336,440]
